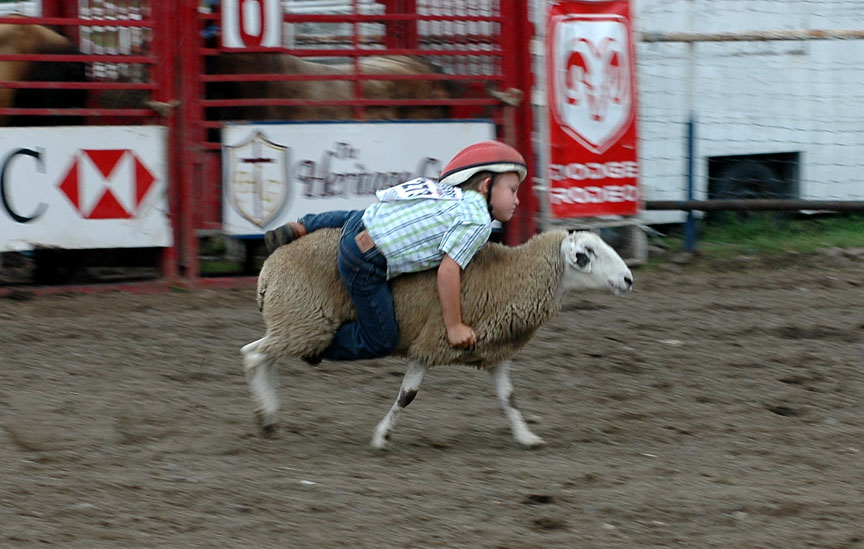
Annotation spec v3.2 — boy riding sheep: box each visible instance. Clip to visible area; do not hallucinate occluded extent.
[263,140,527,363]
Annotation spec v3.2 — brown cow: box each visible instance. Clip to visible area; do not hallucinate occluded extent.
[0,17,86,126]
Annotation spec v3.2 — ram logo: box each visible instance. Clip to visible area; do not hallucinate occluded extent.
[550,15,633,154]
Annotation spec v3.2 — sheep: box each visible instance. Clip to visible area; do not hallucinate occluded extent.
[241,229,633,449]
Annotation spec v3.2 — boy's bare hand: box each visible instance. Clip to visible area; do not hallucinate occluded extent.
[447,323,477,348]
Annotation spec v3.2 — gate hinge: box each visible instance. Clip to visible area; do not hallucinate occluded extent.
[488,87,523,107]
[145,100,181,117]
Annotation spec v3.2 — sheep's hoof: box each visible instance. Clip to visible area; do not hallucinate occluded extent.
[260,423,278,438]
[370,433,391,451]
[256,412,278,438]
[518,435,546,449]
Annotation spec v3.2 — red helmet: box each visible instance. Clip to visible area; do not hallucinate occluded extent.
[438,141,527,186]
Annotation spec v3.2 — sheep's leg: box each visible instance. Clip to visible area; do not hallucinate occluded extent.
[371,361,426,449]
[489,361,546,449]
[241,338,280,436]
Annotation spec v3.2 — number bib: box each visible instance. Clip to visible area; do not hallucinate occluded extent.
[375,177,463,202]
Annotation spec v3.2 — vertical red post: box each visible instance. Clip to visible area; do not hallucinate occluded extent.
[40,0,57,16]
[384,0,418,49]
[351,0,363,119]
[383,0,399,49]
[499,0,536,244]
[176,0,204,279]
[402,0,418,49]
[152,0,179,278]
[40,0,80,42]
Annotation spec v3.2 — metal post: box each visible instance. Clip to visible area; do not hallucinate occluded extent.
[178,0,202,279]
[531,0,551,237]
[153,0,179,278]
[500,0,536,244]
[683,0,698,253]
[515,0,537,242]
[684,116,697,252]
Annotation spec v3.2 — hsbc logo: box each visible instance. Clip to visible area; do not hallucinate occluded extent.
[549,14,634,154]
[0,126,171,253]
[58,149,157,219]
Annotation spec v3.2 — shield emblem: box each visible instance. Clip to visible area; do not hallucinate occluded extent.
[550,15,633,154]
[224,131,291,229]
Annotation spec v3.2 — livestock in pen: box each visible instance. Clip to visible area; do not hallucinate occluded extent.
[241,230,634,449]
[205,52,459,122]
[0,16,87,126]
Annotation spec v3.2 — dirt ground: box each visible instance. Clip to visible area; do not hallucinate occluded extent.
[1,253,863,548]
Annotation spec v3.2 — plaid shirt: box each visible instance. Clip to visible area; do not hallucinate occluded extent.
[362,190,492,279]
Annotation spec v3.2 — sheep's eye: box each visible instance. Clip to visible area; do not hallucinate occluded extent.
[585,246,596,256]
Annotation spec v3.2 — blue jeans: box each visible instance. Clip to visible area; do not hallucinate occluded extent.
[298,210,358,233]
[298,209,399,361]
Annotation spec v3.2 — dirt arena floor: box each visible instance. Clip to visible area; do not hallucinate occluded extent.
[2,251,863,548]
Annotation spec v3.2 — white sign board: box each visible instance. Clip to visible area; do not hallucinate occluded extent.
[221,121,495,236]
[0,2,40,16]
[221,0,283,48]
[0,126,172,252]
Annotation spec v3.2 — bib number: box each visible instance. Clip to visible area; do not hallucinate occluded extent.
[376,177,463,202]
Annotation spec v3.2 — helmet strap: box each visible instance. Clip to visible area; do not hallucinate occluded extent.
[486,174,498,214]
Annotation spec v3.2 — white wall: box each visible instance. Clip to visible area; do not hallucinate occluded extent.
[634,0,864,222]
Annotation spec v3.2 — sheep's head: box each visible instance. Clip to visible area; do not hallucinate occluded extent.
[560,231,633,295]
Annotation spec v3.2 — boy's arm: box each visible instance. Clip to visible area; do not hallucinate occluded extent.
[438,254,477,348]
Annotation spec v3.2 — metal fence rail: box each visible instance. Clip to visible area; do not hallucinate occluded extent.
[639,29,864,43]
[645,200,864,212]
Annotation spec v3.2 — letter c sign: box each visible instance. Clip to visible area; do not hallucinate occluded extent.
[221,0,282,49]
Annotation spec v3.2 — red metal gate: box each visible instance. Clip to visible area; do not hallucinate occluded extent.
[186,0,535,278]
[1,1,182,277]
[2,0,534,282]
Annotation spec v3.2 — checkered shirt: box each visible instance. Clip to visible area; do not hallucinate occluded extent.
[362,190,492,279]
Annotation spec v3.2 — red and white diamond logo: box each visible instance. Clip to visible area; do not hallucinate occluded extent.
[58,149,157,219]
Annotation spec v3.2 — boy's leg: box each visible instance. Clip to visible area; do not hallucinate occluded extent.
[322,278,398,361]
[265,210,361,253]
[298,210,359,233]
[320,212,399,361]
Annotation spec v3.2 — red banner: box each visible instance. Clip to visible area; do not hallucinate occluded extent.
[546,0,640,218]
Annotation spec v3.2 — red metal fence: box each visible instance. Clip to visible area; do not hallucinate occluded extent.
[1,0,534,281]
[1,1,181,275]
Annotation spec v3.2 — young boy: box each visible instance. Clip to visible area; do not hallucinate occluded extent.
[264,140,526,362]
